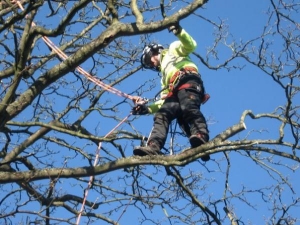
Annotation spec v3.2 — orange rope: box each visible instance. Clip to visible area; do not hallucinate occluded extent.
[75,113,132,224]
[14,2,137,224]
[15,1,135,101]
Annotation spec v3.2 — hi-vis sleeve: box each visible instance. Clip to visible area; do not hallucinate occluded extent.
[172,29,197,56]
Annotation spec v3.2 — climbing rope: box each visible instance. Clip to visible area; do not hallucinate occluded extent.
[13,1,138,224]
[75,113,132,224]
[15,1,135,101]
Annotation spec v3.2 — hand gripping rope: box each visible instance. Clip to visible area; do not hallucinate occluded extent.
[14,1,138,223]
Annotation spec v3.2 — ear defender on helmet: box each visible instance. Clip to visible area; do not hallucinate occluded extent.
[141,43,164,71]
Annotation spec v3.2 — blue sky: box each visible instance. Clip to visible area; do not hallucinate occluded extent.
[2,0,299,224]
[119,1,299,224]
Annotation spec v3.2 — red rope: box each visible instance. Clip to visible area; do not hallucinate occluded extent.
[15,1,135,101]
[76,113,132,224]
[14,2,137,224]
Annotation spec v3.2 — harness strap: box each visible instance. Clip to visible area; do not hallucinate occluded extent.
[174,83,210,104]
[169,66,199,84]
[168,67,210,104]
[156,67,210,104]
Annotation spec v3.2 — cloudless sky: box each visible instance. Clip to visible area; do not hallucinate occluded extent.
[88,1,299,224]
[3,0,299,224]
[121,1,299,224]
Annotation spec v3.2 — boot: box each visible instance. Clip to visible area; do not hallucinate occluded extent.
[189,133,210,162]
[133,140,162,156]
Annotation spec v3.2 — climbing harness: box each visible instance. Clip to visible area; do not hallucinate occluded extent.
[153,67,210,104]
[169,66,199,88]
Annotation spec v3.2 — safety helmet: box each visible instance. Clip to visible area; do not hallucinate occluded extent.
[141,43,164,71]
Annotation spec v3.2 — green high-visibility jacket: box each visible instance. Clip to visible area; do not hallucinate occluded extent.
[148,29,199,113]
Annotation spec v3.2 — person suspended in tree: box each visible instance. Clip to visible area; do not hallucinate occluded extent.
[132,22,210,161]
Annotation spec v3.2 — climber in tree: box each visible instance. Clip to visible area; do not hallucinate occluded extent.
[132,23,210,161]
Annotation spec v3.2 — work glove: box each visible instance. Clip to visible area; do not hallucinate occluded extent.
[168,22,182,35]
[131,103,150,115]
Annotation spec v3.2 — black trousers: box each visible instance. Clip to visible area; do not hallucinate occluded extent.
[148,76,209,149]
